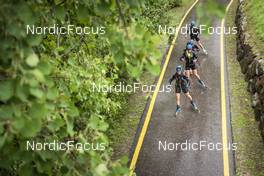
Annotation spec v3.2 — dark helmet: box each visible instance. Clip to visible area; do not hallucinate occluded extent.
[187,44,193,50]
[176,65,182,74]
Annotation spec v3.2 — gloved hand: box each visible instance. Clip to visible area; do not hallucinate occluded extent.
[180,57,184,62]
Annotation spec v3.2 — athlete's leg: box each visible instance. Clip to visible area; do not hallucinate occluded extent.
[196,38,207,54]
[185,70,190,78]
[193,69,206,87]
[184,92,198,110]
[184,92,193,101]
[175,93,181,115]
[197,40,205,50]
[193,69,201,80]
[176,93,180,106]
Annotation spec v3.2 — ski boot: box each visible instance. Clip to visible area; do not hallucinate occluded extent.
[191,101,200,113]
[198,79,206,88]
[175,105,181,116]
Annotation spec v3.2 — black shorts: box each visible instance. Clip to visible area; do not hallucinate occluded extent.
[175,86,188,94]
[190,35,200,42]
[185,64,196,70]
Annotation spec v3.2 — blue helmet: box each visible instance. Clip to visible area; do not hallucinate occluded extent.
[176,65,182,73]
[187,40,194,46]
[191,20,195,26]
[187,44,193,50]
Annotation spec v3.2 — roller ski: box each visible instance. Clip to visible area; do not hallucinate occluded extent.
[203,49,208,55]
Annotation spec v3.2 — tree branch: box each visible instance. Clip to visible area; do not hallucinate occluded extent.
[116,0,129,37]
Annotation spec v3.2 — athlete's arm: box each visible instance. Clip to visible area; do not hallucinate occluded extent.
[180,52,185,61]
[186,25,191,38]
[187,25,190,34]
[169,74,176,85]
[194,44,200,51]
[180,56,185,62]
[193,52,198,62]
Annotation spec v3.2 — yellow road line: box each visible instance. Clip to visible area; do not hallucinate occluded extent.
[129,0,199,175]
[221,0,234,176]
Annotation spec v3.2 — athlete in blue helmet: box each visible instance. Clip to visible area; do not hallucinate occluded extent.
[169,65,199,116]
[180,44,206,88]
[187,20,208,55]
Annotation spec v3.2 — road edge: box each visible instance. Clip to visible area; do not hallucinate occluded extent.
[220,0,235,175]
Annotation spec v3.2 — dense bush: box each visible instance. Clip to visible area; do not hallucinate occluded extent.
[140,0,182,32]
[0,0,181,175]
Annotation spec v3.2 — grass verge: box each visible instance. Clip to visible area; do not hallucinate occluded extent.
[226,0,264,175]
[109,0,195,160]
[243,0,264,55]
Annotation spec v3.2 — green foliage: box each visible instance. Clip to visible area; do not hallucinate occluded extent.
[140,0,183,33]
[0,0,164,175]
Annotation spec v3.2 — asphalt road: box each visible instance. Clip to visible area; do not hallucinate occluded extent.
[133,0,235,175]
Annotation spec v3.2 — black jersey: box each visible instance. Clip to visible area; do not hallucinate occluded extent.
[169,73,189,88]
[188,25,200,38]
[180,49,198,66]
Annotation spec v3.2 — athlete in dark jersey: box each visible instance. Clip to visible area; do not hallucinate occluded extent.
[180,44,206,88]
[187,21,207,55]
[169,65,199,115]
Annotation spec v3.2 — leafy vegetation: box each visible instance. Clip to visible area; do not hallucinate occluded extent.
[0,0,183,175]
[140,0,182,33]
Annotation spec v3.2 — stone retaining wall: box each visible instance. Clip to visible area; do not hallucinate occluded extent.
[235,0,264,141]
